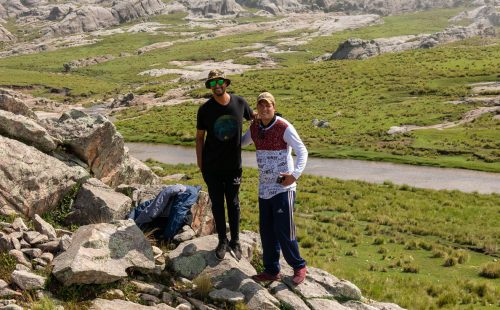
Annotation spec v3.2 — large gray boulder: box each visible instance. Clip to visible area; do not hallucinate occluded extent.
[65,178,132,225]
[0,110,59,153]
[0,135,88,216]
[52,220,155,285]
[43,109,158,187]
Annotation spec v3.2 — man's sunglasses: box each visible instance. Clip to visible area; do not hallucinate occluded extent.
[209,79,225,87]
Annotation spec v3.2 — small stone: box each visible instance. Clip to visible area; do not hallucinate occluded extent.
[21,248,42,258]
[8,250,31,267]
[36,240,60,252]
[140,293,161,305]
[152,246,163,257]
[33,257,48,267]
[23,231,48,245]
[15,264,31,272]
[131,280,165,296]
[10,236,21,250]
[181,244,197,256]
[59,235,72,252]
[0,288,23,298]
[105,288,125,299]
[40,252,54,264]
[209,288,245,304]
[162,291,175,304]
[33,215,57,239]
[19,239,30,249]
[0,280,7,289]
[11,270,46,290]
[11,218,28,232]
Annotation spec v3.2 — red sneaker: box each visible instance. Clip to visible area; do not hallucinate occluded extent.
[292,267,307,285]
[252,272,281,282]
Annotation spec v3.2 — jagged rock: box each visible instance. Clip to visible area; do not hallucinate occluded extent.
[52,220,155,285]
[209,288,245,303]
[0,111,58,152]
[139,293,161,305]
[189,191,215,237]
[90,298,175,309]
[23,231,48,245]
[43,110,158,187]
[0,24,14,42]
[331,22,496,60]
[0,287,22,298]
[33,214,57,240]
[14,264,30,272]
[59,234,72,252]
[65,178,132,225]
[0,93,36,119]
[11,218,28,232]
[0,135,88,216]
[11,270,46,290]
[47,5,74,21]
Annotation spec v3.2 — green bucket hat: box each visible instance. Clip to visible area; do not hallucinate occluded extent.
[205,69,231,88]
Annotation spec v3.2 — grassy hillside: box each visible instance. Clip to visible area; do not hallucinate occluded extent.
[151,162,500,309]
[0,8,498,171]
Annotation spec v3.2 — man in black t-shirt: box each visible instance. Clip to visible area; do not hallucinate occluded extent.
[196,69,253,260]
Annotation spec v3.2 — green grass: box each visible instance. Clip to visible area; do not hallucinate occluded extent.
[150,161,500,309]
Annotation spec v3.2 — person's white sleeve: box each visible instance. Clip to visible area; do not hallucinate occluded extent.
[283,124,308,180]
[241,129,253,147]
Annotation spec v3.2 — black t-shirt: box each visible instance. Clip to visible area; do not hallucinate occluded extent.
[197,95,252,173]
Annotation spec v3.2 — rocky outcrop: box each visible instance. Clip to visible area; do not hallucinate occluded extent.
[52,220,155,285]
[63,54,115,71]
[44,6,118,36]
[44,0,166,36]
[112,0,166,23]
[331,22,496,60]
[167,232,398,310]
[181,0,244,16]
[0,135,88,216]
[65,178,132,225]
[43,109,159,187]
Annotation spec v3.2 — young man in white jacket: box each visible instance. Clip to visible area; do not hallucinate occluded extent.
[242,92,308,285]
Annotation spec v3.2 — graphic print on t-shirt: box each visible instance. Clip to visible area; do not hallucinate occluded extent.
[214,115,238,141]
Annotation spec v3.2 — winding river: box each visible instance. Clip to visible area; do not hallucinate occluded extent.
[126,142,500,194]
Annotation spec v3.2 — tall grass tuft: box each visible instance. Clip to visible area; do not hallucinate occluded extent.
[479,261,500,279]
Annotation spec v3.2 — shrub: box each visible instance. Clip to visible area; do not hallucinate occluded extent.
[479,262,500,279]
[345,250,357,257]
[193,273,213,299]
[402,263,419,273]
[443,256,458,267]
[373,237,385,245]
[377,247,388,254]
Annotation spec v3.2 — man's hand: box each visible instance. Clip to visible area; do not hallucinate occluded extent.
[279,173,296,186]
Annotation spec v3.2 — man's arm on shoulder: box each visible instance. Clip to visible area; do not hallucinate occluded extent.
[195,129,205,170]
